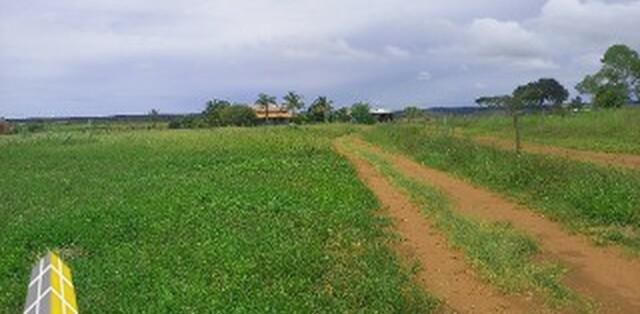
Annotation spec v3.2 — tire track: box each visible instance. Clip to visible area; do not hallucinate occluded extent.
[334,140,540,313]
[349,137,640,313]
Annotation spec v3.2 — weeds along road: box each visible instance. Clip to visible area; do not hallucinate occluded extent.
[472,135,640,170]
[334,140,539,313]
[337,136,640,313]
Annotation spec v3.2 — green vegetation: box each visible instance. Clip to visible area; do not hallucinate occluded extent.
[307,96,334,123]
[363,124,640,252]
[350,102,376,125]
[283,91,305,114]
[0,118,14,135]
[447,107,640,154]
[203,99,257,127]
[340,139,586,309]
[576,44,640,108]
[401,106,429,123]
[476,77,570,153]
[0,127,437,313]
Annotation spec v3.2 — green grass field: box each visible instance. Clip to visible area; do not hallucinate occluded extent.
[444,107,640,154]
[363,124,640,252]
[0,127,437,313]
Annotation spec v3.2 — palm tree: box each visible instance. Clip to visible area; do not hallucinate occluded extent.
[308,96,334,123]
[283,91,305,115]
[256,93,277,123]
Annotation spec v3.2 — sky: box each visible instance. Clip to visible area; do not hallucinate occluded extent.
[1,0,639,118]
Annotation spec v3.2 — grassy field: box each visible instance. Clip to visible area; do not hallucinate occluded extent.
[363,124,640,252]
[443,107,640,154]
[0,127,437,313]
[340,139,587,309]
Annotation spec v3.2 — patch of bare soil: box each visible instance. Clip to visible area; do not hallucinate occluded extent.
[474,135,640,169]
[350,138,640,313]
[334,141,540,313]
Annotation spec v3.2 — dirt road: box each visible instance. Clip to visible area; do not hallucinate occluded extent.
[334,140,540,313]
[347,137,640,313]
[473,136,640,169]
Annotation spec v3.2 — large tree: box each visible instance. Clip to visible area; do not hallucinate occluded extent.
[308,96,333,123]
[283,91,305,114]
[256,93,277,123]
[577,44,640,107]
[514,78,568,129]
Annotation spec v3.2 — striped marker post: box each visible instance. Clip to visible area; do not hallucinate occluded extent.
[23,252,79,314]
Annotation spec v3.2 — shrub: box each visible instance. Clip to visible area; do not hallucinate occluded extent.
[217,105,257,127]
[26,123,46,133]
[168,120,183,129]
[351,102,376,124]
[0,118,14,135]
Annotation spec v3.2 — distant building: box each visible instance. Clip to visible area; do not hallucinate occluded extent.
[253,104,293,123]
[370,108,394,122]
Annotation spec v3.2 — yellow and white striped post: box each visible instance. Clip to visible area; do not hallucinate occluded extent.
[23,252,79,314]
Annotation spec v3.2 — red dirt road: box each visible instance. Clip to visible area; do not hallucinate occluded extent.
[334,140,540,313]
[474,136,640,169]
[349,138,640,313]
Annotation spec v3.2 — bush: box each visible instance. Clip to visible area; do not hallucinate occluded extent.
[26,123,46,133]
[168,115,205,129]
[218,105,257,126]
[203,102,257,127]
[0,119,14,135]
[332,108,351,123]
[351,102,376,124]
[168,120,183,129]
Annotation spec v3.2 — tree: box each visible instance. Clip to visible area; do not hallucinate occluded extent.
[283,91,305,114]
[594,86,627,108]
[568,96,585,111]
[256,93,277,123]
[332,107,351,123]
[219,105,257,126]
[203,99,231,126]
[476,91,527,153]
[514,78,568,129]
[149,109,160,128]
[308,96,333,123]
[403,106,426,122]
[576,44,640,106]
[350,102,376,124]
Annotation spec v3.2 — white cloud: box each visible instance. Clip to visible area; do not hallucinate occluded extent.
[417,71,433,81]
[2,0,640,117]
[467,18,543,59]
[281,39,377,61]
[384,45,411,58]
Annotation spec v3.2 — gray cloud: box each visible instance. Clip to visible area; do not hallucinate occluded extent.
[1,0,639,117]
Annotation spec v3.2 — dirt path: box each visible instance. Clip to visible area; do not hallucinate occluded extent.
[348,137,640,313]
[334,140,540,313]
[473,135,640,169]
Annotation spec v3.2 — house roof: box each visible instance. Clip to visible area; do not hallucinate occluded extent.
[370,108,392,115]
[253,104,293,119]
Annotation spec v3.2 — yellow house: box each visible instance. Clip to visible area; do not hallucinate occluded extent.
[253,104,293,121]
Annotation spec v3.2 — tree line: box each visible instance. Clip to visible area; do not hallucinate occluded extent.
[168,93,382,129]
[476,44,640,153]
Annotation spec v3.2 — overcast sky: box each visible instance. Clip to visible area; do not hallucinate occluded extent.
[1,0,639,118]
